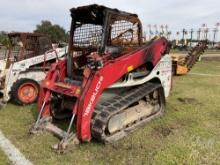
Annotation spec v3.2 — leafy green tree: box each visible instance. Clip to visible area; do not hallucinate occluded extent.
[34,20,67,43]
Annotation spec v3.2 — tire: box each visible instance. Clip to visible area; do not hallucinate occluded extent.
[11,78,40,105]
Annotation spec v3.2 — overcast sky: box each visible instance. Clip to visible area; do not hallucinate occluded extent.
[0,0,220,39]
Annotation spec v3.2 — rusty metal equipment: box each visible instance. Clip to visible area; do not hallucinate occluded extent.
[0,32,67,107]
[30,4,172,152]
[171,41,207,75]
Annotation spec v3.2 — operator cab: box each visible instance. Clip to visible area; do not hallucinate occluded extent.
[7,33,52,62]
[67,4,143,78]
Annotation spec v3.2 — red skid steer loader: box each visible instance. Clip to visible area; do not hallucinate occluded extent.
[30,4,172,152]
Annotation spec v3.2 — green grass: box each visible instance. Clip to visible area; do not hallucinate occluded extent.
[0,61,220,164]
[170,49,220,54]
[190,61,220,74]
[0,149,10,164]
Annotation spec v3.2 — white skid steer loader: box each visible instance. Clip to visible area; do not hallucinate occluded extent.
[0,32,67,107]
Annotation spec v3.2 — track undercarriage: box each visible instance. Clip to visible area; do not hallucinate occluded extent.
[30,81,165,152]
[92,82,165,143]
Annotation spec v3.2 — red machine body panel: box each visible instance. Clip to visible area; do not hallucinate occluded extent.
[39,38,168,141]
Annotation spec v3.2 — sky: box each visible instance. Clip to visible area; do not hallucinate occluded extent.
[0,0,220,40]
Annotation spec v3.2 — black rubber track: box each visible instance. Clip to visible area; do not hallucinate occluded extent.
[91,82,165,143]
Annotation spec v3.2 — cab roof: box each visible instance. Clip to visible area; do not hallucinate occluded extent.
[70,4,139,25]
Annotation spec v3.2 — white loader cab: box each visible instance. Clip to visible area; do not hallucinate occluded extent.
[0,32,67,106]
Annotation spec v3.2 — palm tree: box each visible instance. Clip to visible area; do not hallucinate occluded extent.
[204,28,209,41]
[165,25,168,38]
[201,24,208,40]
[160,25,164,36]
[176,31,180,45]
[213,23,220,47]
[182,29,187,46]
[148,24,153,40]
[197,28,201,41]
[190,29,194,47]
[167,31,172,40]
[153,24,159,36]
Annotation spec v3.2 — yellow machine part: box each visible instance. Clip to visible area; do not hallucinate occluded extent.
[176,65,188,75]
[171,54,187,62]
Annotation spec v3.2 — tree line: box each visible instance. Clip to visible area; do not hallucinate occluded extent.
[0,20,68,46]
